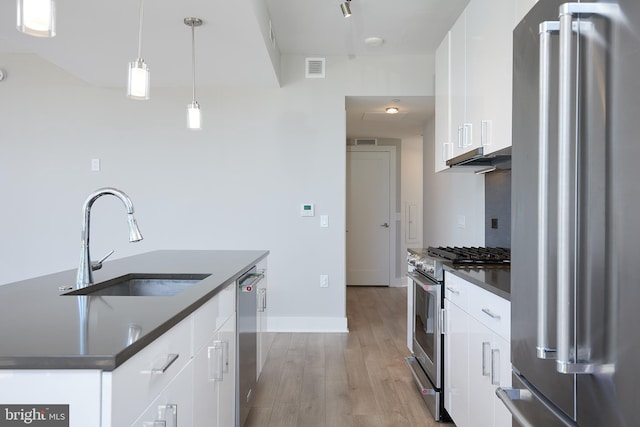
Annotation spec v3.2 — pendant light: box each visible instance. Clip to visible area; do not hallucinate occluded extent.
[127,0,150,100]
[16,0,56,37]
[185,17,203,130]
[340,0,352,18]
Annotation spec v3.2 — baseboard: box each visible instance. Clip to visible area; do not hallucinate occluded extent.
[267,316,349,333]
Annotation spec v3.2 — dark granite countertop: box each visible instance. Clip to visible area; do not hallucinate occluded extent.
[443,263,511,301]
[0,250,268,370]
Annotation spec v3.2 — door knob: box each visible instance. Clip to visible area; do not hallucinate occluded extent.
[381,223,389,228]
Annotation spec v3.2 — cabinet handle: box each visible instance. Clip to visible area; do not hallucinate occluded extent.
[463,123,473,147]
[442,142,453,161]
[482,341,491,377]
[480,120,492,146]
[222,340,230,374]
[457,126,464,148]
[446,286,460,295]
[208,341,224,381]
[149,353,179,374]
[258,288,267,312]
[491,348,500,385]
[158,404,177,427]
[481,308,501,320]
[439,308,446,335]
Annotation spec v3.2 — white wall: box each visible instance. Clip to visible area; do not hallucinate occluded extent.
[401,136,423,276]
[422,118,485,246]
[0,52,434,332]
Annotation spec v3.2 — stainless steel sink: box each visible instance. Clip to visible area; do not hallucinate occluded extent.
[63,273,210,296]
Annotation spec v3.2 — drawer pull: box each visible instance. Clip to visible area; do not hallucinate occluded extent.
[446,286,460,295]
[209,341,224,381]
[482,342,491,376]
[150,353,179,374]
[482,308,501,320]
[491,349,500,385]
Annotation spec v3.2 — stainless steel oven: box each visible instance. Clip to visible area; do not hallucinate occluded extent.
[406,246,510,422]
[406,270,445,420]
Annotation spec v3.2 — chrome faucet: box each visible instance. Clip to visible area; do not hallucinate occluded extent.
[76,188,143,289]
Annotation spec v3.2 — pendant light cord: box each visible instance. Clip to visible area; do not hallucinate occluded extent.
[191,22,197,103]
[137,0,144,59]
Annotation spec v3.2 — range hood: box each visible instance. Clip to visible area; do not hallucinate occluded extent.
[446,146,511,170]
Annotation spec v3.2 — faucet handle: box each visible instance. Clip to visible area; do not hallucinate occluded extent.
[92,249,115,271]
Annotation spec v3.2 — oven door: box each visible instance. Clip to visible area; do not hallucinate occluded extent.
[409,271,443,389]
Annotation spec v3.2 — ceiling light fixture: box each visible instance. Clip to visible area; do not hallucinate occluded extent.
[386,107,399,114]
[16,0,56,37]
[340,0,352,18]
[127,0,150,100]
[185,17,203,130]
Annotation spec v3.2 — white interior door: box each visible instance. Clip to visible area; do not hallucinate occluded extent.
[346,149,391,286]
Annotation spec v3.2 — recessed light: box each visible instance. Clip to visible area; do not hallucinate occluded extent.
[364,37,384,47]
[386,107,399,114]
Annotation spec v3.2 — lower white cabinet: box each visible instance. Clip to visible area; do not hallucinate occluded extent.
[256,258,271,379]
[105,281,237,427]
[444,272,511,427]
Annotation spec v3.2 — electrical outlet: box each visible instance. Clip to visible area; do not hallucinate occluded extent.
[320,274,329,288]
[491,218,498,229]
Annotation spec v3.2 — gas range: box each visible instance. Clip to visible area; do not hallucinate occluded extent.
[408,246,511,283]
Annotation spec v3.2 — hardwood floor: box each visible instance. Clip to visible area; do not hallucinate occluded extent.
[245,286,456,427]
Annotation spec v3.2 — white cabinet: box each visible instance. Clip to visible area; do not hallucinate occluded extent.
[444,271,511,427]
[103,316,192,427]
[192,282,236,427]
[104,281,237,427]
[435,0,517,167]
[435,31,453,172]
[449,10,469,158]
[256,258,271,379]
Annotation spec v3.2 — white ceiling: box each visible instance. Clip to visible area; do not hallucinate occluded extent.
[0,0,468,139]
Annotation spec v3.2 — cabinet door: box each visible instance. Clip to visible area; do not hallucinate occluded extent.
[435,31,452,172]
[193,288,236,427]
[492,335,512,427]
[468,316,496,427]
[450,9,468,158]
[256,259,271,379]
[217,314,236,427]
[131,362,193,427]
[444,298,470,427]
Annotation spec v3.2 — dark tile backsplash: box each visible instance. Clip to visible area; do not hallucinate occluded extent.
[485,170,511,248]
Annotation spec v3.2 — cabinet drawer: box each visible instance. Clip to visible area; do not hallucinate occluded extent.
[192,282,235,355]
[103,317,191,427]
[444,272,469,312]
[466,284,510,341]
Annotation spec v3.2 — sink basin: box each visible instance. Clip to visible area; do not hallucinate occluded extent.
[64,273,211,297]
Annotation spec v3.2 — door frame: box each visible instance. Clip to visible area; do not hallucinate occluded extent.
[346,145,399,286]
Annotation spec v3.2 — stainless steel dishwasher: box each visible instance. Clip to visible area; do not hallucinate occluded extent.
[237,266,263,426]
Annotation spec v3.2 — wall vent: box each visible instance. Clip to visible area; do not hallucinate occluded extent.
[305,57,326,78]
[354,138,378,146]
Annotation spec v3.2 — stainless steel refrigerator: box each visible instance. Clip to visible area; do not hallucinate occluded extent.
[498,0,640,426]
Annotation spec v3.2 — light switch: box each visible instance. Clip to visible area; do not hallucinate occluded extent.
[91,158,101,171]
[456,214,466,229]
[320,274,329,288]
[320,215,329,228]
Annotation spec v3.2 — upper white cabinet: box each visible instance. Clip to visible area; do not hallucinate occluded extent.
[435,0,518,168]
[435,31,452,172]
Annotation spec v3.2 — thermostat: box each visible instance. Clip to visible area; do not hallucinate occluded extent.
[301,203,315,217]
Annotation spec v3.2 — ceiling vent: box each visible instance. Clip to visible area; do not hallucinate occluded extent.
[305,57,325,78]
[354,138,378,146]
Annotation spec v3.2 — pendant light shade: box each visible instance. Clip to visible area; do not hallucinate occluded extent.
[127,59,150,100]
[127,0,150,100]
[185,17,203,130]
[340,1,352,18]
[17,0,56,37]
[187,102,202,130]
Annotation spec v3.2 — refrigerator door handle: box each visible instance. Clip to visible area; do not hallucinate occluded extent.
[556,2,619,375]
[536,21,559,361]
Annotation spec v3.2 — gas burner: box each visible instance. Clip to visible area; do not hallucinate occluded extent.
[427,246,510,264]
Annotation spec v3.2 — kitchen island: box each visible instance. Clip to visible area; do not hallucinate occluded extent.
[0,249,268,426]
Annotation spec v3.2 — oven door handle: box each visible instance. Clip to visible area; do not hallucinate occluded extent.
[407,271,439,291]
